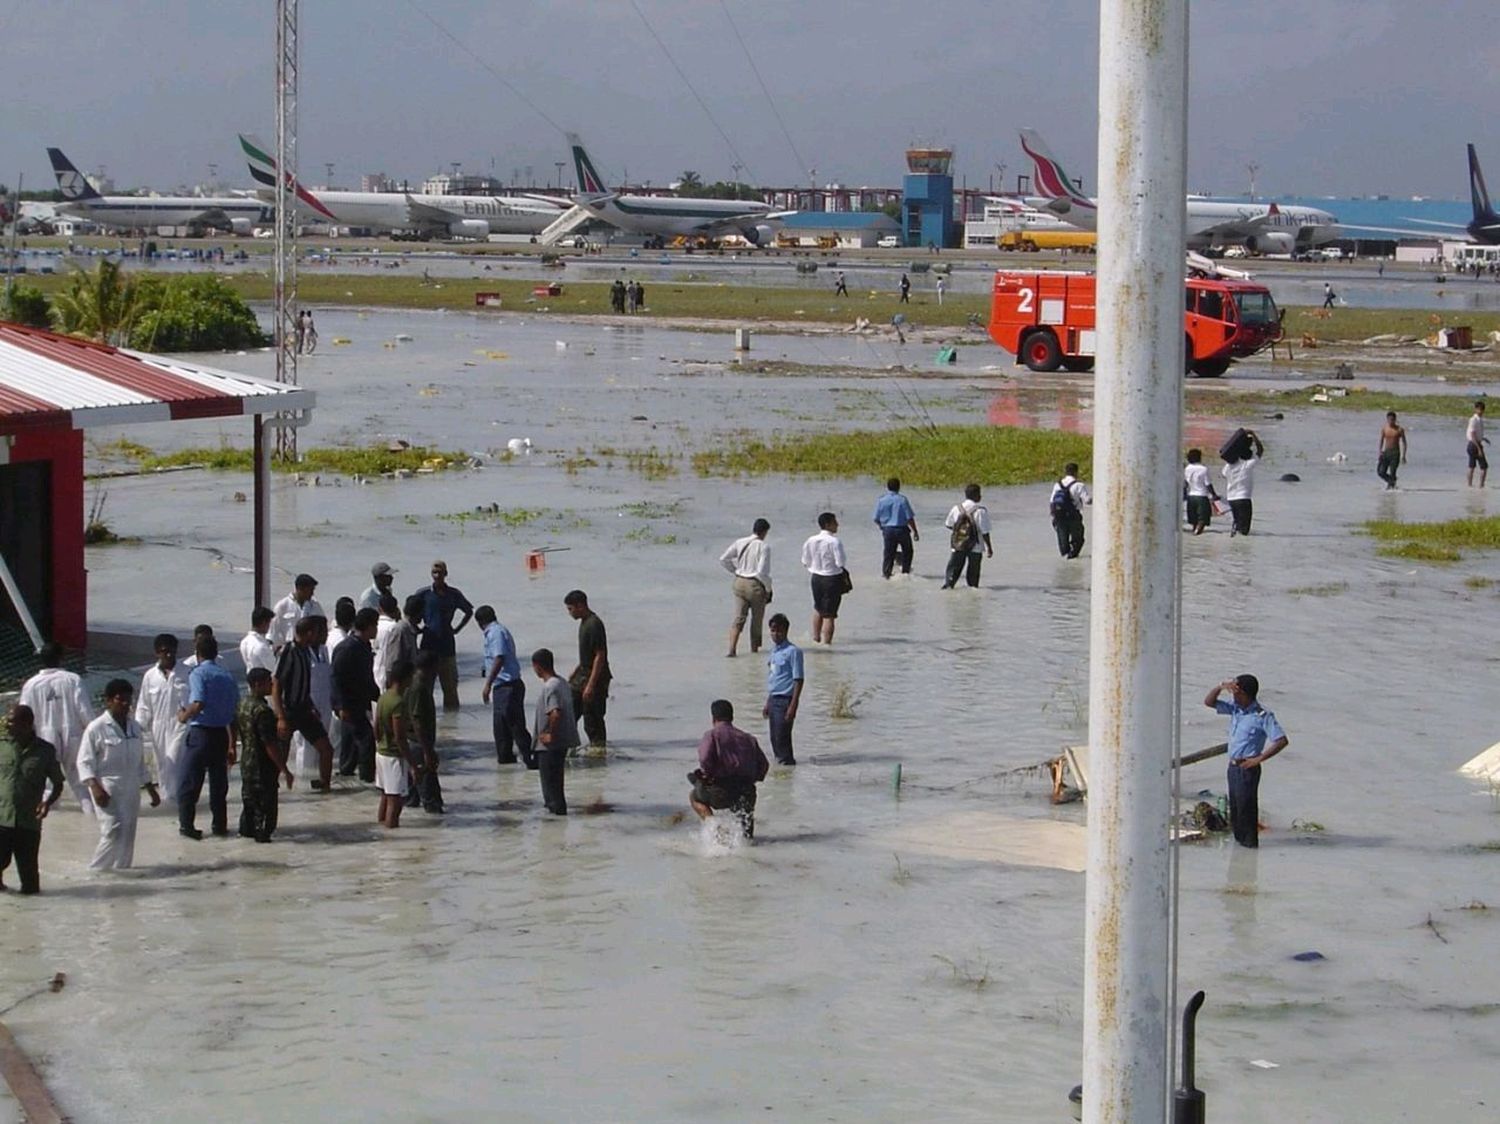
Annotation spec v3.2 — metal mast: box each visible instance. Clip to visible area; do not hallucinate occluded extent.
[273,0,299,460]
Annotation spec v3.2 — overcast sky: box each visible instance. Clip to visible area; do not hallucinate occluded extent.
[5,1,1497,198]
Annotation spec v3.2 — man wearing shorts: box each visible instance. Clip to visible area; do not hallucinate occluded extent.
[374,660,416,829]
[689,699,770,839]
[272,617,337,792]
[801,511,847,645]
[1467,401,1488,487]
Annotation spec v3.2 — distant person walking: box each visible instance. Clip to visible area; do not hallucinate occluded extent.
[1467,400,1488,487]
[530,648,579,815]
[1322,283,1337,310]
[1049,463,1092,559]
[872,478,919,579]
[564,590,611,750]
[611,279,626,314]
[935,275,946,305]
[1204,674,1288,848]
[899,273,911,303]
[303,311,318,353]
[688,699,770,839]
[1221,430,1264,536]
[1183,448,1220,535]
[834,271,848,297]
[801,512,847,645]
[0,704,66,894]
[762,614,803,766]
[78,680,160,870]
[720,518,773,657]
[942,484,993,589]
[19,643,93,813]
[1377,411,1408,489]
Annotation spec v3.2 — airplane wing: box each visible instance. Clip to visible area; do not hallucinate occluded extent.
[401,195,460,232]
[1335,222,1471,242]
[685,210,782,235]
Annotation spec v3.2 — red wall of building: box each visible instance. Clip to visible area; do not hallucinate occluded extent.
[7,427,86,650]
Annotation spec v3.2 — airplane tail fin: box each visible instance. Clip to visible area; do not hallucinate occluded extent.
[566,133,610,198]
[1018,129,1090,207]
[1469,143,1498,225]
[238,133,337,220]
[47,148,101,200]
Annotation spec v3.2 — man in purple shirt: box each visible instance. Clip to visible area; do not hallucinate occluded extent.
[688,699,770,838]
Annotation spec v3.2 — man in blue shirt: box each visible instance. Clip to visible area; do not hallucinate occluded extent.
[1205,674,1289,848]
[414,560,474,711]
[477,605,533,768]
[872,476,920,579]
[176,635,241,839]
[762,614,804,766]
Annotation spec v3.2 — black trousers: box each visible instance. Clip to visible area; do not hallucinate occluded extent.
[1054,513,1085,558]
[338,711,376,782]
[572,684,608,747]
[239,768,279,840]
[1377,448,1400,486]
[405,761,445,812]
[944,550,983,588]
[0,825,42,893]
[537,749,567,814]
[491,680,533,765]
[1229,498,1253,535]
[1227,762,1261,848]
[180,725,230,833]
[880,526,913,577]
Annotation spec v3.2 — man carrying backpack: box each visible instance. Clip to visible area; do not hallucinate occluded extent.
[1049,462,1092,559]
[941,484,993,589]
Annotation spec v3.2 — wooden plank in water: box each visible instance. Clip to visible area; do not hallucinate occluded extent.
[0,1021,64,1124]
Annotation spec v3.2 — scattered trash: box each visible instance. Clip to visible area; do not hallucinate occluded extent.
[331,337,352,346]
[1279,473,1300,482]
[936,345,957,365]
[1249,1059,1280,1070]
[418,386,440,397]
[1291,951,1326,962]
[1333,362,1355,379]
[506,437,533,455]
[1327,452,1347,463]
[555,340,568,350]
[395,333,413,342]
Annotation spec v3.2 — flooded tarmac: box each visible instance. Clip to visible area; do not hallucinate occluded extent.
[4,309,1499,1122]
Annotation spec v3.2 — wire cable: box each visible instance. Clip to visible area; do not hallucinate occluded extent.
[404,0,568,136]
[628,0,755,183]
[719,0,809,183]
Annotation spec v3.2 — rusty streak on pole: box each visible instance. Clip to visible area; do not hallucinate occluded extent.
[1084,0,1188,1121]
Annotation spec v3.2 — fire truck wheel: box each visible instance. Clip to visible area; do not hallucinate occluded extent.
[1184,335,1195,375]
[1061,356,1095,373]
[1191,358,1231,377]
[1022,331,1063,372]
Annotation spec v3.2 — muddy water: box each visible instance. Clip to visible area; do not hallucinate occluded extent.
[4,311,1498,1122]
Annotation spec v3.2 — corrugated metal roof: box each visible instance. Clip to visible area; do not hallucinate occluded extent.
[0,322,314,435]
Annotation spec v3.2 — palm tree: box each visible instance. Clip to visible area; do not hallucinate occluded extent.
[50,259,141,345]
[677,170,703,195]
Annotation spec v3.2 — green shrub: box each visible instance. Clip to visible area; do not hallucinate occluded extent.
[1,284,52,328]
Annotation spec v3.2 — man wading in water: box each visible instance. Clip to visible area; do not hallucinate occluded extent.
[1377,411,1407,490]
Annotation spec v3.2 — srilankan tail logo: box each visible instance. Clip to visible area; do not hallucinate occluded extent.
[1018,129,1094,210]
[238,134,338,221]
[566,133,608,196]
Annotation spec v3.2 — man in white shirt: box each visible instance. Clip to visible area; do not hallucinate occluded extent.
[1183,448,1220,535]
[270,573,324,652]
[19,642,94,813]
[135,633,189,801]
[942,484,993,589]
[800,512,847,645]
[77,679,161,870]
[1221,430,1265,537]
[720,518,773,657]
[1049,462,1092,560]
[1467,400,1487,487]
[240,606,277,676]
[372,593,403,688]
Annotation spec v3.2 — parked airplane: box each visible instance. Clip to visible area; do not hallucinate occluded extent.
[1019,129,1340,254]
[540,134,785,246]
[48,147,270,233]
[1342,144,1500,246]
[239,135,568,237]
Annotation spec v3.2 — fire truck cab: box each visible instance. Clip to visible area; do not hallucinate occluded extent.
[988,270,1282,377]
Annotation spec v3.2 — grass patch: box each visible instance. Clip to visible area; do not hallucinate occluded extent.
[1377,542,1462,563]
[437,507,544,527]
[692,424,1092,488]
[1465,576,1496,589]
[1280,305,1500,345]
[1188,386,1483,419]
[595,447,681,479]
[1287,581,1348,597]
[117,441,471,475]
[622,526,679,545]
[619,499,684,519]
[1365,516,1500,549]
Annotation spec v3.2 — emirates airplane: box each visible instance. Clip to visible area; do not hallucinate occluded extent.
[1019,129,1340,255]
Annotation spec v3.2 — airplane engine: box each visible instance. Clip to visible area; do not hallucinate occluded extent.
[229,217,255,236]
[745,224,776,247]
[1043,197,1072,216]
[448,219,490,240]
[1245,231,1294,256]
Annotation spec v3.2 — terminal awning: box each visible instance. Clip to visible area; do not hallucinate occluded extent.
[0,322,313,436]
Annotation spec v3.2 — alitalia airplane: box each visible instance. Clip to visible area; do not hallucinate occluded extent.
[48,147,270,233]
[238,135,568,238]
[1018,129,1340,255]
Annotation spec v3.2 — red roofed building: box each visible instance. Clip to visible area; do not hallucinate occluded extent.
[0,323,313,652]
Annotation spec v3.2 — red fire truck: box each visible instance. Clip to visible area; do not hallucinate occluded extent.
[988,270,1282,377]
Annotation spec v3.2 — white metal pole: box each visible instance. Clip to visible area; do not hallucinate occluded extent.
[1084,0,1189,1120]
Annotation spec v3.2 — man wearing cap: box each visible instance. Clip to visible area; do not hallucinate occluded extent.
[413,561,473,710]
[1204,674,1289,848]
[360,563,397,612]
[270,574,325,653]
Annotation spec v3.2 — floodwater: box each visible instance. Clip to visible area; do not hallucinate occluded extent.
[4,310,1500,1122]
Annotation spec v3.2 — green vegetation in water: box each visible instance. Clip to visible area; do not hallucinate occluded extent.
[1377,542,1462,563]
[1188,386,1484,419]
[1465,576,1495,589]
[1280,305,1500,345]
[112,441,471,476]
[692,424,1093,488]
[619,499,684,519]
[1364,514,1500,563]
[622,526,679,545]
[438,507,544,527]
[1287,581,1348,597]
[594,446,681,479]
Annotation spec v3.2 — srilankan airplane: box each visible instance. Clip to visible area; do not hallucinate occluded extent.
[1019,129,1340,255]
[48,147,271,233]
[543,134,787,246]
[238,135,568,238]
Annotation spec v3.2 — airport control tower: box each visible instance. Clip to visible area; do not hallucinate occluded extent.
[901,147,954,250]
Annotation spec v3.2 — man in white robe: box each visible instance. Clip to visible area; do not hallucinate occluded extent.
[135,633,190,801]
[77,679,161,870]
[19,643,94,813]
[290,618,334,780]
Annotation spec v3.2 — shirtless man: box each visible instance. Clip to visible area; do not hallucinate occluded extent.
[1377,411,1408,490]
[1467,400,1488,488]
